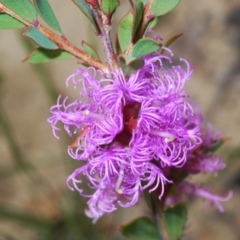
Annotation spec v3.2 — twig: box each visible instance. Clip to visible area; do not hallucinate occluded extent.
[150,193,170,240]
[0,3,108,73]
[88,4,118,75]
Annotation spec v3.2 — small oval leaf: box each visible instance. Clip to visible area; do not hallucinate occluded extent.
[119,55,144,76]
[119,54,137,65]
[115,37,121,54]
[119,217,160,240]
[100,0,120,15]
[24,27,58,50]
[131,38,159,58]
[204,137,229,153]
[130,0,148,5]
[161,33,183,54]
[81,41,99,60]
[148,17,159,29]
[133,1,143,34]
[118,11,134,53]
[150,0,180,17]
[164,33,183,48]
[0,0,37,22]
[24,48,74,64]
[0,14,24,29]
[163,205,187,240]
[33,0,62,34]
[140,0,148,4]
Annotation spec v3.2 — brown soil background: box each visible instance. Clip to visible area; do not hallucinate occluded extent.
[0,0,240,239]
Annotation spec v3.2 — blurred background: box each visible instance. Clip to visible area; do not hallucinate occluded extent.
[0,0,240,239]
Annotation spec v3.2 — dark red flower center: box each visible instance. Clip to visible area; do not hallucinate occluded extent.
[69,102,141,148]
[113,102,141,146]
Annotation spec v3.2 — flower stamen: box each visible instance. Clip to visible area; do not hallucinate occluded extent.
[115,169,124,194]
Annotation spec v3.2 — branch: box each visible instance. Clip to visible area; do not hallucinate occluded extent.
[88,4,118,74]
[0,3,108,73]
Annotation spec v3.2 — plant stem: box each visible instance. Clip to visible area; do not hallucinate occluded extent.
[150,197,170,240]
[0,3,108,73]
[89,5,118,75]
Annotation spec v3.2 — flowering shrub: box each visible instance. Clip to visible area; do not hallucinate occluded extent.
[48,50,232,222]
[1,0,232,238]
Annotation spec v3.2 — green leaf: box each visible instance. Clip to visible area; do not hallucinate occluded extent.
[131,38,159,58]
[119,217,160,240]
[129,0,148,5]
[204,138,229,153]
[150,0,180,17]
[148,17,159,29]
[33,0,62,34]
[118,11,134,53]
[119,55,144,76]
[164,33,183,47]
[0,13,24,29]
[81,41,99,60]
[120,54,137,65]
[133,1,143,34]
[24,48,74,64]
[163,205,187,240]
[115,37,121,54]
[72,0,97,31]
[161,33,182,54]
[0,0,37,22]
[24,26,58,49]
[20,37,59,103]
[100,0,120,15]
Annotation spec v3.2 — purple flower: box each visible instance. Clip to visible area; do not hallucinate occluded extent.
[184,123,227,175]
[184,154,226,175]
[48,50,230,222]
[165,124,232,210]
[166,181,233,212]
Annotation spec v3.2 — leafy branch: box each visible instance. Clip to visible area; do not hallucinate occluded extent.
[0,2,108,73]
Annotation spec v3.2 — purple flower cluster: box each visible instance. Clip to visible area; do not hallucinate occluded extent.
[48,51,231,222]
[166,124,232,210]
